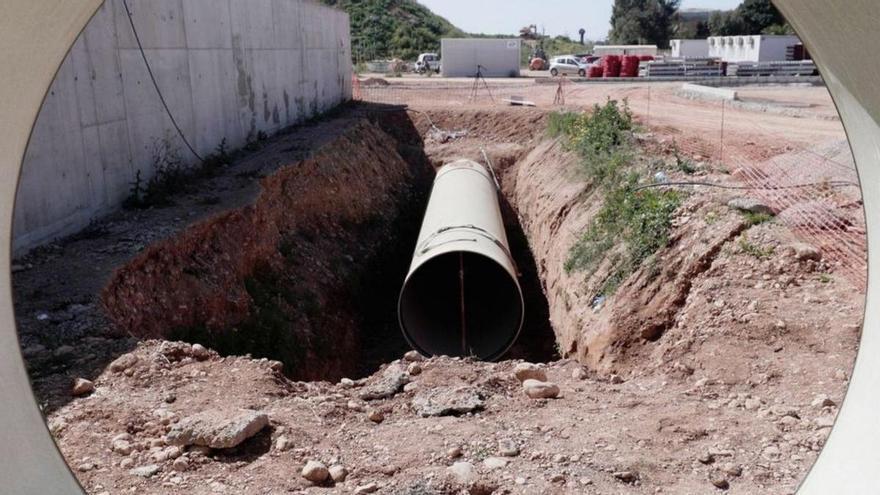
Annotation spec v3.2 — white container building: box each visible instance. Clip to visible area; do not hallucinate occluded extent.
[670,39,709,58]
[440,38,522,78]
[707,35,800,62]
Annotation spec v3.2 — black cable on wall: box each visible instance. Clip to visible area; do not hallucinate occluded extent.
[121,0,205,163]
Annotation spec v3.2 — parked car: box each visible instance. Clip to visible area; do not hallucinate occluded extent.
[414,53,441,74]
[549,56,588,77]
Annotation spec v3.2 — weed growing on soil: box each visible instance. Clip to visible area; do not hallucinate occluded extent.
[743,211,774,226]
[124,137,231,209]
[739,237,775,259]
[555,100,682,297]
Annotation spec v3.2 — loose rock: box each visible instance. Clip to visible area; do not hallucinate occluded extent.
[513,362,547,382]
[407,362,422,376]
[403,350,425,362]
[522,379,560,399]
[109,353,139,373]
[791,243,822,262]
[301,460,330,483]
[811,394,836,409]
[171,457,188,472]
[368,409,385,423]
[166,409,269,449]
[613,471,637,483]
[112,440,133,456]
[275,435,293,451]
[191,343,210,361]
[129,464,161,478]
[498,439,520,457]
[711,477,730,490]
[448,462,477,485]
[359,364,409,401]
[354,482,379,494]
[71,378,94,396]
[447,446,463,459]
[483,457,508,469]
[728,197,774,216]
[329,464,348,482]
[411,386,485,417]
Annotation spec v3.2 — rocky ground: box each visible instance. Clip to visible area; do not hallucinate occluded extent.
[14,84,864,494]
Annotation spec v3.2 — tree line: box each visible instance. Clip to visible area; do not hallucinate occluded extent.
[610,0,792,48]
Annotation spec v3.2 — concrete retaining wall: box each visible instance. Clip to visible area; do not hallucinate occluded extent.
[14,0,351,253]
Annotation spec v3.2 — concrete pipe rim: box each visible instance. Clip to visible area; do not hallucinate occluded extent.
[398,250,524,361]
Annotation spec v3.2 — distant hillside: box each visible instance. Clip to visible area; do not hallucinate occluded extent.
[322,0,465,61]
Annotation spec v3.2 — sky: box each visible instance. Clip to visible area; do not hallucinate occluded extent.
[418,0,744,40]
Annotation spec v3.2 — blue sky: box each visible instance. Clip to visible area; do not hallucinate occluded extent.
[418,0,744,40]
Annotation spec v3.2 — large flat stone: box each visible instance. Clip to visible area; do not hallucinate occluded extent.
[166,409,268,449]
[359,363,409,401]
[412,386,486,417]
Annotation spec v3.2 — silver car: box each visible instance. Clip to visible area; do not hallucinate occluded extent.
[549,56,588,77]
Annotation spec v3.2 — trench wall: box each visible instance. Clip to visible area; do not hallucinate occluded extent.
[14,0,352,253]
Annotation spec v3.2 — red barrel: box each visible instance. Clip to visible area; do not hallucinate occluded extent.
[603,55,621,78]
[638,55,655,62]
[621,55,640,77]
[588,65,604,78]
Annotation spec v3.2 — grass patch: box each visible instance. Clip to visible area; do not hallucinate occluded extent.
[742,211,774,226]
[739,238,775,259]
[555,100,683,297]
[676,156,698,175]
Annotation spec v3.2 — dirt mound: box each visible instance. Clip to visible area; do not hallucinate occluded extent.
[361,77,390,87]
[102,119,432,381]
[504,134,856,375]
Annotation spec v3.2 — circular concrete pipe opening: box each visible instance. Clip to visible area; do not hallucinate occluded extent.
[399,251,524,360]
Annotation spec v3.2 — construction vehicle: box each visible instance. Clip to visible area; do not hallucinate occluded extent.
[413,53,441,74]
[529,44,548,71]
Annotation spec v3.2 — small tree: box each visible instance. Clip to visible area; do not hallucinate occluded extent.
[708,10,746,36]
[609,0,681,49]
[738,0,786,34]
[707,0,791,36]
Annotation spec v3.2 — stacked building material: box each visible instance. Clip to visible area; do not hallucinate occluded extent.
[621,55,641,77]
[603,55,622,77]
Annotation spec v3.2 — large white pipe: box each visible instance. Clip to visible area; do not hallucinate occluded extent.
[399,159,524,360]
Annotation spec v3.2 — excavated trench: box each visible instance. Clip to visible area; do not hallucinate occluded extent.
[102,107,557,382]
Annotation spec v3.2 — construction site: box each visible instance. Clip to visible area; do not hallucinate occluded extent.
[9,1,867,495]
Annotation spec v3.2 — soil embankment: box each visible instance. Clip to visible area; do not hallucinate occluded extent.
[102,118,433,381]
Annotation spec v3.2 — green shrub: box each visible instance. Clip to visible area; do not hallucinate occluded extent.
[554,100,682,297]
[566,176,682,295]
[548,100,634,188]
[547,112,582,138]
